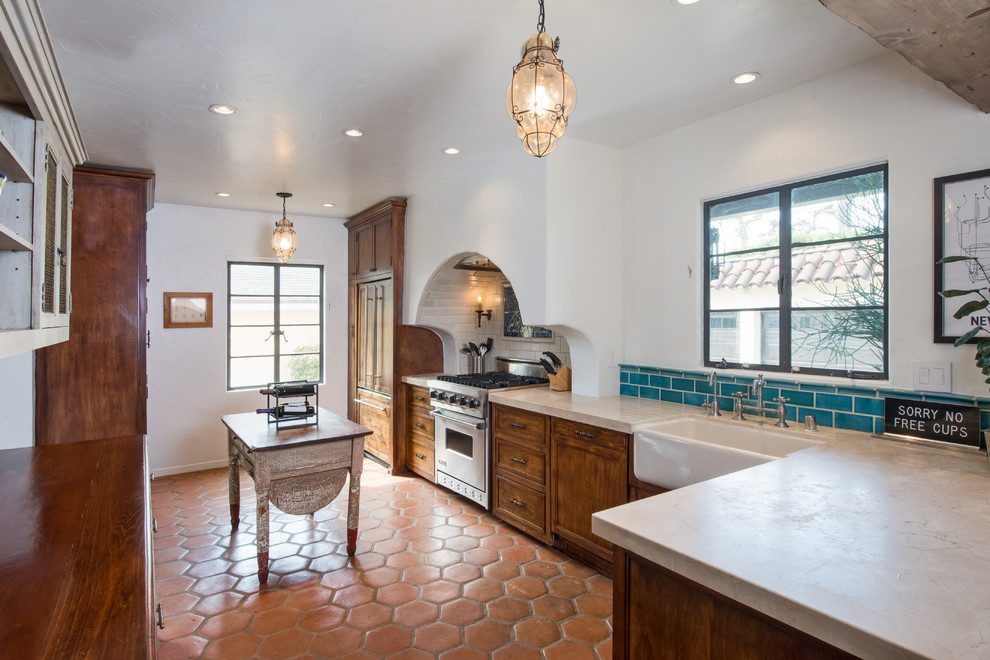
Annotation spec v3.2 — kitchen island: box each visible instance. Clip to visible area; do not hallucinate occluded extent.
[490,388,990,659]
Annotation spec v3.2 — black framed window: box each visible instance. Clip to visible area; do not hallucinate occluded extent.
[704,164,888,378]
[227,262,324,390]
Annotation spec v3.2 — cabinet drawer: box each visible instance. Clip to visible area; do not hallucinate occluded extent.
[406,406,435,442]
[408,385,432,412]
[552,417,627,451]
[494,438,546,486]
[407,438,435,479]
[493,405,547,446]
[494,474,547,538]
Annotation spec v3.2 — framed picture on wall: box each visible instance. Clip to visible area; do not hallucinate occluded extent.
[934,167,990,343]
[502,285,552,339]
[164,292,213,328]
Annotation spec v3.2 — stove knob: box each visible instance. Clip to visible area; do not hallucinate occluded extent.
[437,392,448,401]
[429,390,439,399]
[469,399,480,409]
[456,396,467,405]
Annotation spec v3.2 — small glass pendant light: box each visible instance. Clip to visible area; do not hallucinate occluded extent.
[506,0,576,157]
[272,192,297,263]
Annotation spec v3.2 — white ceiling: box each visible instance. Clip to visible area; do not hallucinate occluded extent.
[37,0,886,219]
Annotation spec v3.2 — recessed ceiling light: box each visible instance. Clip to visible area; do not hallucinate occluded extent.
[443,147,460,155]
[215,192,230,197]
[343,128,364,137]
[732,72,760,85]
[209,104,237,115]
[672,0,700,5]
[322,203,335,208]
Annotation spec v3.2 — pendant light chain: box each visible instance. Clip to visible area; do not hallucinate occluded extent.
[537,0,545,34]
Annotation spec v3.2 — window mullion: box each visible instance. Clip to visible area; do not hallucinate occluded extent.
[779,188,792,373]
[273,264,281,382]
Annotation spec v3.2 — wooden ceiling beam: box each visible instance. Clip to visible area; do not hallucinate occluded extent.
[820,0,990,112]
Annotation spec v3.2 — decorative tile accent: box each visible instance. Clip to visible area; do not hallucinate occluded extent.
[617,363,990,440]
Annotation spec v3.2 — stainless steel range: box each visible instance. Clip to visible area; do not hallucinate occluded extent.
[428,360,548,508]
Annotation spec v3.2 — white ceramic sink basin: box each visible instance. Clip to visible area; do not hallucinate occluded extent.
[634,416,824,490]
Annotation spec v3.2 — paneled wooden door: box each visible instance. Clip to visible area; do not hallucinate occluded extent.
[35,166,155,445]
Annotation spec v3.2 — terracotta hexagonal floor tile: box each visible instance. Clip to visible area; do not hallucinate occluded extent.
[361,566,401,588]
[429,524,462,539]
[480,534,515,551]
[409,536,444,554]
[587,575,613,596]
[595,636,613,658]
[156,560,192,579]
[201,631,263,660]
[297,541,336,558]
[560,615,610,644]
[500,545,537,564]
[440,597,485,626]
[386,551,424,570]
[190,573,239,597]
[547,576,588,599]
[157,592,201,618]
[256,627,314,659]
[462,547,499,567]
[463,619,512,652]
[393,600,439,627]
[240,589,290,613]
[157,634,209,660]
[438,648,490,660]
[514,617,562,648]
[483,562,521,582]
[401,564,442,585]
[346,601,393,631]
[309,553,349,574]
[532,594,576,621]
[522,560,561,580]
[157,612,204,642]
[464,523,496,538]
[364,623,414,655]
[413,621,462,653]
[443,563,482,584]
[376,581,419,607]
[200,611,253,639]
[183,545,226,563]
[444,535,480,552]
[486,596,531,623]
[332,584,375,608]
[491,643,543,660]
[194,591,244,617]
[156,575,195,597]
[395,526,430,541]
[505,575,548,600]
[310,626,364,657]
[414,515,447,529]
[250,607,301,635]
[349,551,387,571]
[298,604,346,633]
[285,586,332,610]
[269,553,310,575]
[543,639,598,660]
[463,577,504,603]
[421,579,461,604]
[373,538,408,556]
[427,549,462,568]
[321,568,361,590]
[574,593,612,618]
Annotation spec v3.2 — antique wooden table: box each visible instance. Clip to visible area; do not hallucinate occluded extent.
[222,408,371,584]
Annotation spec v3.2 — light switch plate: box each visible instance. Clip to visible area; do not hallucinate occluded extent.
[913,361,951,393]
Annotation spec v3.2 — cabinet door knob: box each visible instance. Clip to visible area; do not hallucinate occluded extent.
[415,453,426,460]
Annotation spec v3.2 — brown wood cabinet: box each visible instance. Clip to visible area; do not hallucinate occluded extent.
[613,547,855,660]
[405,384,435,480]
[551,418,628,574]
[492,404,552,543]
[346,199,443,471]
[35,166,155,445]
[0,435,156,658]
[491,404,631,574]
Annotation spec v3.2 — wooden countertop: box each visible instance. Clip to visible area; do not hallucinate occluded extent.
[222,408,371,451]
[0,435,154,658]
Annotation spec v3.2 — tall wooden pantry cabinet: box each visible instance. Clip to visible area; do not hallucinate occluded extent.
[346,199,441,471]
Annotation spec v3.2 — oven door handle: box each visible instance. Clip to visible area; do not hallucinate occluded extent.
[430,409,484,430]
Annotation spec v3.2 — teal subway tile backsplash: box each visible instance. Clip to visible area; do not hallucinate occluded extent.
[815,393,853,412]
[616,363,990,439]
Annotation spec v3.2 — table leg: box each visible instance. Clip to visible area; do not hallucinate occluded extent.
[346,438,364,556]
[255,459,271,584]
[228,431,240,531]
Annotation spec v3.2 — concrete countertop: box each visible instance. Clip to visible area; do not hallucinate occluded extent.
[490,388,990,659]
[401,373,445,388]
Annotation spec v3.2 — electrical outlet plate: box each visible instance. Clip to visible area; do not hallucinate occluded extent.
[913,361,951,393]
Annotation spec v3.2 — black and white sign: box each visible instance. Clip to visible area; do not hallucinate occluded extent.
[883,397,980,447]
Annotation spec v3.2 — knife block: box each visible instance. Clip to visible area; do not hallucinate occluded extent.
[549,365,572,391]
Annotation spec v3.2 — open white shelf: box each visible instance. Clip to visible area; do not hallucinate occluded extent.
[0,131,33,183]
[0,221,30,251]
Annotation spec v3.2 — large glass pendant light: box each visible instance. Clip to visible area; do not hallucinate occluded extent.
[272,192,297,263]
[506,0,576,157]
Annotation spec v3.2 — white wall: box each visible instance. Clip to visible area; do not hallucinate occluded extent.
[0,351,33,448]
[405,139,624,396]
[623,52,990,395]
[146,203,348,474]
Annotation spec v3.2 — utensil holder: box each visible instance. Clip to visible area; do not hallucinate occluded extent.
[473,355,485,374]
[549,365,572,391]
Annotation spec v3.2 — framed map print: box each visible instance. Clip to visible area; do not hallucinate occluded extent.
[164,292,213,328]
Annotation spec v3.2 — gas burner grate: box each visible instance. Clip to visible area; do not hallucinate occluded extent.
[437,372,549,389]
